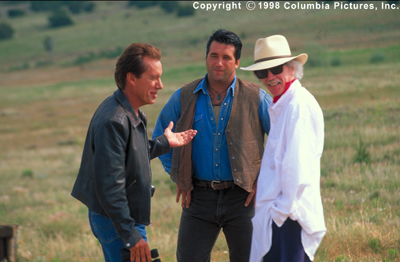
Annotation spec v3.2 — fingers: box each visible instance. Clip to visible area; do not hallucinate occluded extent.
[175,183,181,203]
[167,121,174,130]
[130,239,151,262]
[244,191,255,207]
[185,190,192,208]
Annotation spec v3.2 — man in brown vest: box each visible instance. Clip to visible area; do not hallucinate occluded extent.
[153,29,272,262]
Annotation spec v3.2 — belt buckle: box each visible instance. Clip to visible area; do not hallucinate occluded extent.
[211,180,221,190]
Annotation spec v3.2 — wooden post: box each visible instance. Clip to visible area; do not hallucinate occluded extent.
[0,225,18,262]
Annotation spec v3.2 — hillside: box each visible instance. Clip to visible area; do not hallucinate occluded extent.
[0,1,399,262]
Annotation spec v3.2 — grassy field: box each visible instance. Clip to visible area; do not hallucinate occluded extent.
[1,1,400,261]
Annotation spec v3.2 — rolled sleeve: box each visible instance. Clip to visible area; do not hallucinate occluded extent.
[259,89,272,135]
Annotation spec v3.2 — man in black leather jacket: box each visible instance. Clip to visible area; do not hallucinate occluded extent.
[71,43,196,262]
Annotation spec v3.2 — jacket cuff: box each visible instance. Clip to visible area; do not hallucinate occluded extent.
[123,227,143,249]
[157,134,171,155]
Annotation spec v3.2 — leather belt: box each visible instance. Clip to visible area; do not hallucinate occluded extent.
[194,179,234,190]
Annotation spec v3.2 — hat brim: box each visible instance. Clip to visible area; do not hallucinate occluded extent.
[240,53,308,71]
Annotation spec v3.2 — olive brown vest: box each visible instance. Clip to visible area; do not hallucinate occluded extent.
[171,78,265,192]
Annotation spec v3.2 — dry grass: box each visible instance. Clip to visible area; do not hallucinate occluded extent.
[1,2,400,261]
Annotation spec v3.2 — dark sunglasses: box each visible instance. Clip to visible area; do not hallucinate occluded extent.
[254,64,286,79]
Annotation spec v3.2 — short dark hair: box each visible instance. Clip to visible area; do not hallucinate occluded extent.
[114,43,161,90]
[206,29,242,61]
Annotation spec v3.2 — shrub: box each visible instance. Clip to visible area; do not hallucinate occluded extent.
[353,136,370,164]
[83,2,95,12]
[0,22,14,41]
[304,43,327,67]
[177,5,195,17]
[128,1,159,9]
[65,1,95,14]
[388,248,399,259]
[369,238,382,253]
[21,168,34,178]
[330,56,342,67]
[30,1,64,12]
[160,1,179,13]
[7,9,26,18]
[370,51,386,63]
[48,9,74,28]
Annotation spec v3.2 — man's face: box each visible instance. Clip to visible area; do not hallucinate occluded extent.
[206,41,239,85]
[129,56,163,108]
[261,64,295,98]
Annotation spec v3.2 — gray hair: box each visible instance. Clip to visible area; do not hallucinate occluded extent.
[286,60,304,80]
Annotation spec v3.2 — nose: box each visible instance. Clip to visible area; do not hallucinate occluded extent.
[266,70,275,80]
[157,78,163,89]
[216,58,223,66]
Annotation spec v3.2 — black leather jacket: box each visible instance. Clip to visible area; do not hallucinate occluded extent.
[71,88,170,248]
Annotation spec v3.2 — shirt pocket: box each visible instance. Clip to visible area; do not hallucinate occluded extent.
[192,114,204,142]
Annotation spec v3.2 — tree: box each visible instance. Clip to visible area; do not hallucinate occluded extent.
[48,9,74,28]
[128,1,159,9]
[0,22,14,41]
[160,1,179,13]
[30,1,63,12]
[177,5,195,17]
[8,9,26,18]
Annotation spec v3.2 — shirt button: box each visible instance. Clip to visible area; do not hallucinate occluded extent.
[232,157,235,159]
[216,148,219,151]
[221,118,224,121]
[230,142,233,145]
[224,103,227,106]
[211,118,214,120]
[218,133,220,135]
[236,178,239,181]
[216,164,219,167]
[126,243,131,248]
[234,169,237,172]
[227,129,230,132]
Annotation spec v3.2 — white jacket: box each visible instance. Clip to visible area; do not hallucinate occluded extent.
[250,80,326,262]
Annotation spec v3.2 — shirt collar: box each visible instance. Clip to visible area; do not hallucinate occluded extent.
[194,74,237,97]
[272,78,296,103]
[114,88,145,127]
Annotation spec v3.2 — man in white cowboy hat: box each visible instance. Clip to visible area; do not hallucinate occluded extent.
[241,35,326,262]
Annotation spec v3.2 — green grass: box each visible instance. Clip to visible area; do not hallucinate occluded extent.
[0,1,400,261]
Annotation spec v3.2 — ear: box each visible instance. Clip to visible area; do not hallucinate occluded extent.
[126,72,135,87]
[234,58,240,69]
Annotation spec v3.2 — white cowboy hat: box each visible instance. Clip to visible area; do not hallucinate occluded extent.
[240,35,308,71]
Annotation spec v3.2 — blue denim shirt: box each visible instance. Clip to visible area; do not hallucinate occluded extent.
[153,74,272,181]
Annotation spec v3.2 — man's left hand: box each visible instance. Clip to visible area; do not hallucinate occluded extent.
[164,121,197,148]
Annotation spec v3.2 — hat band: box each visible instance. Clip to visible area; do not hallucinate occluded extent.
[255,55,292,64]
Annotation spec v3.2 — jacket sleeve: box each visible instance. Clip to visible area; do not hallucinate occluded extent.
[93,119,142,247]
[149,134,171,160]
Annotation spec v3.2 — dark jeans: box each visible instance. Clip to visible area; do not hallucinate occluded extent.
[177,184,254,262]
[263,219,311,262]
[88,209,147,262]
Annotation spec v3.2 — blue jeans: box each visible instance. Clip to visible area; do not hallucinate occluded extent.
[176,184,254,262]
[88,209,147,262]
[263,219,311,262]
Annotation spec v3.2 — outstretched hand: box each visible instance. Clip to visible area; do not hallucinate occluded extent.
[164,121,197,148]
